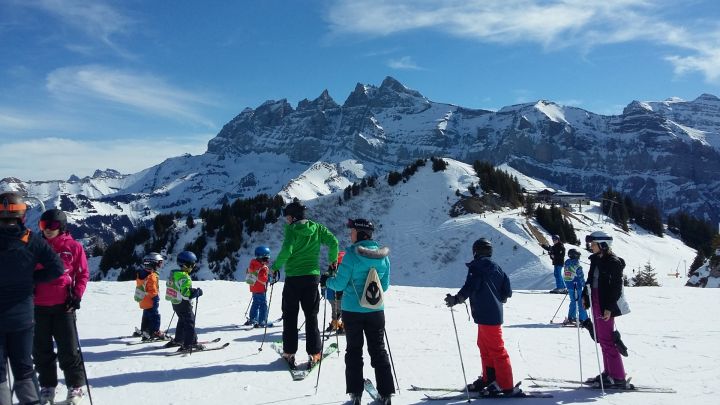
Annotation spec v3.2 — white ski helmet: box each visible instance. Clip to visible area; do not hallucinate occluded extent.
[587,231,612,250]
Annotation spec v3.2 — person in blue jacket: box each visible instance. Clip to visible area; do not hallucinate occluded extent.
[324,218,392,405]
[562,249,589,325]
[444,238,521,397]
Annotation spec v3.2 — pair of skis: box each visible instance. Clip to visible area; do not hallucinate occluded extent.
[411,382,553,400]
[164,338,229,356]
[271,341,339,381]
[525,376,676,393]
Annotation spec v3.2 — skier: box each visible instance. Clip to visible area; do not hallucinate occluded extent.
[325,219,392,405]
[324,251,346,335]
[270,201,339,369]
[34,209,90,405]
[582,231,629,387]
[542,235,566,293]
[561,249,589,326]
[244,246,273,328]
[135,252,166,340]
[444,238,521,397]
[164,251,204,353]
[0,192,64,405]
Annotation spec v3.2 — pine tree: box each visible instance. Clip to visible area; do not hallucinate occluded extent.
[632,262,660,286]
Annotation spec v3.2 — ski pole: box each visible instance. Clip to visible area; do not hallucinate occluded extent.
[573,285,583,384]
[297,320,305,332]
[163,311,176,337]
[314,293,328,394]
[588,289,605,395]
[549,291,569,324]
[190,296,199,356]
[243,299,252,321]
[71,312,94,405]
[258,282,275,352]
[6,358,12,399]
[449,307,471,403]
[384,328,401,393]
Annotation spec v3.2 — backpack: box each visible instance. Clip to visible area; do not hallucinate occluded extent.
[352,267,384,310]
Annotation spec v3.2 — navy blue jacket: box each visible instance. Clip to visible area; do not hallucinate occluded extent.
[0,225,64,332]
[458,254,512,325]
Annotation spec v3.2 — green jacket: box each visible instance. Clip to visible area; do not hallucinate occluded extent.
[271,219,339,277]
[165,269,192,304]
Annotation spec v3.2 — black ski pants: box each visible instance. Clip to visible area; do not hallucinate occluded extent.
[0,325,35,383]
[172,300,197,347]
[343,310,395,397]
[33,305,85,388]
[281,275,321,356]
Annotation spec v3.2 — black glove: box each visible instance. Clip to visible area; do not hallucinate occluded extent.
[271,270,280,285]
[320,273,329,288]
[65,296,81,311]
[444,293,462,307]
[327,263,338,277]
[191,288,203,299]
[582,291,590,310]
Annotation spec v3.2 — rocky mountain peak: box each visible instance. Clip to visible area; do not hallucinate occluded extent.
[297,89,339,111]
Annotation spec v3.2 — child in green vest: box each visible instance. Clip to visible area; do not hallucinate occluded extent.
[164,251,203,352]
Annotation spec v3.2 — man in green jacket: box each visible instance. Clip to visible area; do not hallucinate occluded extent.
[271,201,338,369]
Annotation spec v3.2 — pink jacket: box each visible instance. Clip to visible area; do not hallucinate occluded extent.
[34,232,89,307]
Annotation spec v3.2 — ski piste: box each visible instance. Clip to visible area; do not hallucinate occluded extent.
[165,342,230,357]
[364,379,380,401]
[270,341,339,381]
[525,376,676,393]
[418,382,553,400]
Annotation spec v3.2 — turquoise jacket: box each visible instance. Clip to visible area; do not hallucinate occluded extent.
[326,240,390,313]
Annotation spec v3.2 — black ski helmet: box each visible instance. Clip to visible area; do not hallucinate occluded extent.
[472,238,492,257]
[283,201,306,220]
[347,218,374,240]
[0,192,27,223]
[40,209,67,231]
[568,249,581,260]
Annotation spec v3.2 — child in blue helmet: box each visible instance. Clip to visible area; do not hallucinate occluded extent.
[244,246,272,327]
[562,249,588,325]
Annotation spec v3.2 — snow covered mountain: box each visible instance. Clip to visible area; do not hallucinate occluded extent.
[2,77,719,246]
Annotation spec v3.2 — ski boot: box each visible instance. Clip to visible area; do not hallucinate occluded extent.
[308,352,322,369]
[282,353,297,370]
[39,386,56,405]
[66,386,84,405]
[163,340,182,348]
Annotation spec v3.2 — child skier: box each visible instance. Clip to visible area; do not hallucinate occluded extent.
[244,246,273,328]
[562,249,589,326]
[135,252,166,340]
[444,238,521,397]
[164,251,204,352]
[324,251,346,335]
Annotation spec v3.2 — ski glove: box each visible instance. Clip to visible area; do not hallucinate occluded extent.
[271,270,280,285]
[444,293,465,307]
[320,273,329,288]
[191,288,203,299]
[65,296,81,312]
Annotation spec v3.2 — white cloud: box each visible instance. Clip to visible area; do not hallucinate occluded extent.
[326,0,720,82]
[0,136,212,181]
[0,108,74,132]
[387,56,423,70]
[46,65,216,128]
[22,0,133,53]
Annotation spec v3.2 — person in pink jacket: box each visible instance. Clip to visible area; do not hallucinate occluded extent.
[33,209,89,405]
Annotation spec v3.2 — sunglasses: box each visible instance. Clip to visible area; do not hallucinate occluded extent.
[39,220,62,231]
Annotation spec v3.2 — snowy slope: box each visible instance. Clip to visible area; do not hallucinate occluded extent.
[111,159,699,293]
[69,280,718,404]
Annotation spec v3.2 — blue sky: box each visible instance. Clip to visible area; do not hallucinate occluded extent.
[2,0,720,180]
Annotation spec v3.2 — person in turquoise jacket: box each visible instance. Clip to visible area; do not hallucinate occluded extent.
[270,201,338,369]
[325,218,393,405]
[563,249,588,325]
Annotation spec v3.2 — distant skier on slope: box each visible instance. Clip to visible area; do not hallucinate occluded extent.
[582,231,630,387]
[0,192,64,405]
[34,209,90,405]
[270,201,338,370]
[444,238,522,397]
[325,219,393,405]
[164,251,204,353]
[135,252,166,340]
[244,246,273,328]
[561,249,589,326]
[542,235,567,293]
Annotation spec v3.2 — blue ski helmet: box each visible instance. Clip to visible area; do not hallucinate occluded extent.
[177,251,198,267]
[551,234,560,242]
[254,245,271,258]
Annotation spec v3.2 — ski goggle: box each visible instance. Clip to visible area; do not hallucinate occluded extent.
[39,220,63,231]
